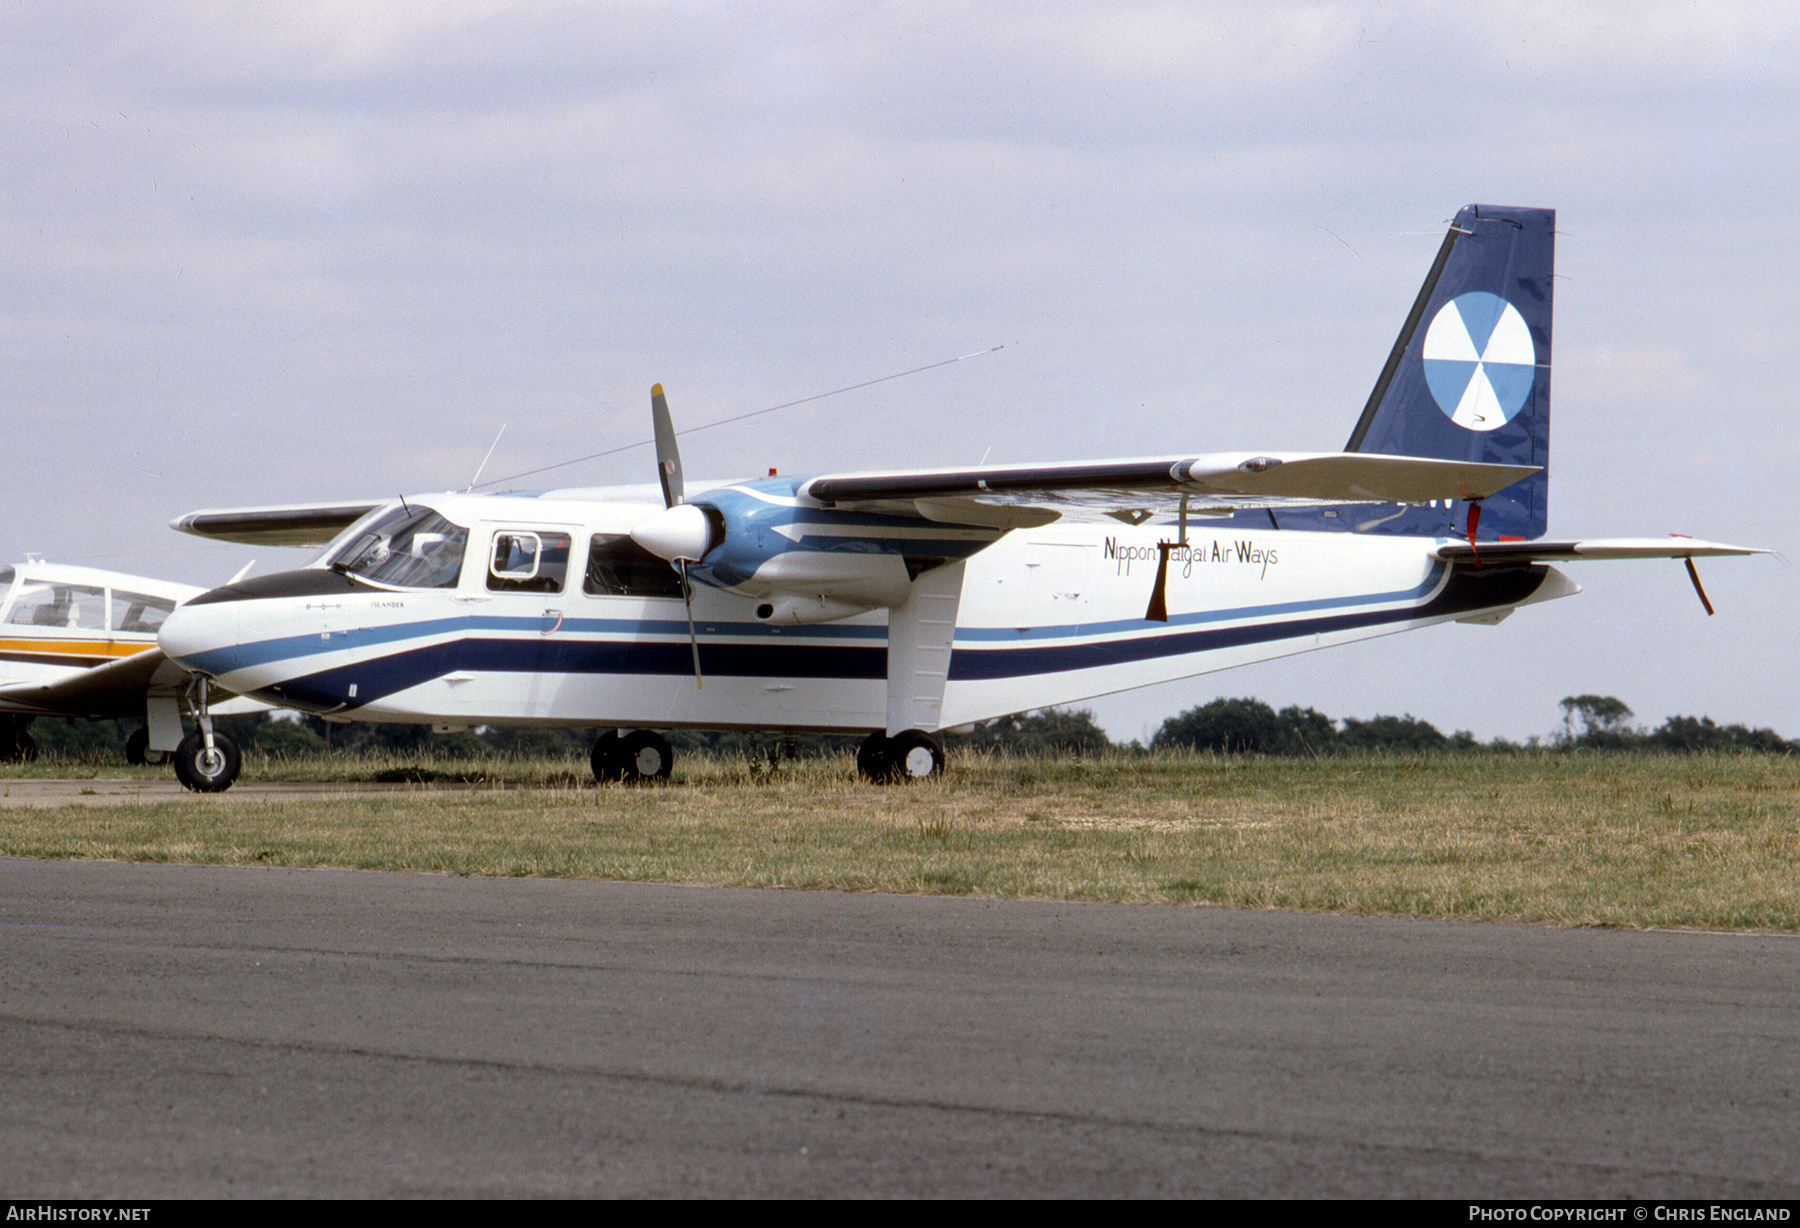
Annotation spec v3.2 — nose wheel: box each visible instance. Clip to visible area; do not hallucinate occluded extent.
[173,674,241,793]
[173,730,241,793]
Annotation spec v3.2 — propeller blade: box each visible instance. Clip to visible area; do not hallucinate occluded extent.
[1685,557,1716,616]
[652,383,684,509]
[1145,541,1172,622]
[679,560,703,687]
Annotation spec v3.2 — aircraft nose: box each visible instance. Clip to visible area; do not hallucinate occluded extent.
[158,593,239,672]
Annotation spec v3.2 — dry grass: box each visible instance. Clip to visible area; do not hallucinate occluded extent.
[3,749,1797,930]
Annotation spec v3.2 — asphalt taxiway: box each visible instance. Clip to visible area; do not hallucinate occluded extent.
[2,857,1795,1197]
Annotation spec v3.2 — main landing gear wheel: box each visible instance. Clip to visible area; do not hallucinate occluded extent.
[857,729,945,783]
[0,717,36,764]
[125,725,171,767]
[172,730,241,793]
[590,730,674,784]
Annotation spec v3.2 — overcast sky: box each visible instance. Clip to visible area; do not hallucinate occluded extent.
[5,1,1795,742]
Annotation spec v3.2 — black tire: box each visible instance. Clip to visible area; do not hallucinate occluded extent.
[0,717,34,764]
[856,730,892,782]
[887,730,945,781]
[126,726,149,766]
[173,731,240,793]
[618,730,673,783]
[590,731,625,783]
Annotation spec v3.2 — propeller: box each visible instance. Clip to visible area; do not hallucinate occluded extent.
[652,384,683,509]
[637,383,710,687]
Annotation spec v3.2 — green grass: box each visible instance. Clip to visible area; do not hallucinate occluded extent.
[3,749,1797,931]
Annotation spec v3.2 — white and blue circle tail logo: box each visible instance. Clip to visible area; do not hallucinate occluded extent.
[1421,291,1537,432]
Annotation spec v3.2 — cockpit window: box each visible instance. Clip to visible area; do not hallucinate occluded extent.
[488,530,571,593]
[584,534,684,598]
[7,582,106,630]
[111,590,177,634]
[327,506,468,589]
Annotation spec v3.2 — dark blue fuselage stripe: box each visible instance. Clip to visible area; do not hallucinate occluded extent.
[263,639,886,712]
[255,566,1545,714]
[947,565,1546,680]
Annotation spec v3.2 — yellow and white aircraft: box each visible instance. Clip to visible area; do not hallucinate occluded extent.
[0,559,264,778]
[155,205,1760,792]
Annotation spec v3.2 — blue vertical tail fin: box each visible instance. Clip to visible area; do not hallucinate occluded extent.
[1335,204,1553,540]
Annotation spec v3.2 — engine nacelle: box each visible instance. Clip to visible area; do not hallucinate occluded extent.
[630,479,1003,622]
[755,596,875,625]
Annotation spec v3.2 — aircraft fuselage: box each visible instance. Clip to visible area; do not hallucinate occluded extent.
[157,487,1564,735]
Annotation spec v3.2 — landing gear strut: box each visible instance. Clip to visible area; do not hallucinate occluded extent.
[857,729,945,782]
[174,674,241,793]
[591,729,674,784]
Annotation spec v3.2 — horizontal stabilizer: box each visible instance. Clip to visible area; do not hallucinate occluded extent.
[1435,537,1764,563]
[171,501,384,547]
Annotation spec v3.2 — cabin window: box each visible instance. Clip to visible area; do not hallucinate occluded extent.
[328,506,469,589]
[7,582,106,630]
[488,531,571,593]
[584,534,684,598]
[110,590,178,634]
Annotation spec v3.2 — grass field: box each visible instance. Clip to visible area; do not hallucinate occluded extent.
[3,749,1797,931]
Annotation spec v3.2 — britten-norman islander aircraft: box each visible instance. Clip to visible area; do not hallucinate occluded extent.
[157,205,1758,792]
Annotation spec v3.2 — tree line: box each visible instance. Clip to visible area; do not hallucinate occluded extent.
[1145,694,1796,756]
[20,693,1795,762]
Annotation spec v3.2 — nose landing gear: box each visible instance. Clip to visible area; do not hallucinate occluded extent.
[173,675,241,793]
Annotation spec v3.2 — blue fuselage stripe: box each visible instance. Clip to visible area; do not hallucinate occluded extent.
[226,565,1544,713]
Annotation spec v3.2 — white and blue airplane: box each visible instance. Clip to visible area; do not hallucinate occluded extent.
[156,205,1757,792]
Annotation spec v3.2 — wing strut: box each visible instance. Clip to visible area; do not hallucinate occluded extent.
[1685,558,1716,616]
[1144,495,1189,623]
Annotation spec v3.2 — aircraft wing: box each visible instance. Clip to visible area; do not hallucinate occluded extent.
[0,647,267,720]
[171,500,385,547]
[0,647,175,720]
[1434,537,1765,563]
[798,452,1539,521]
